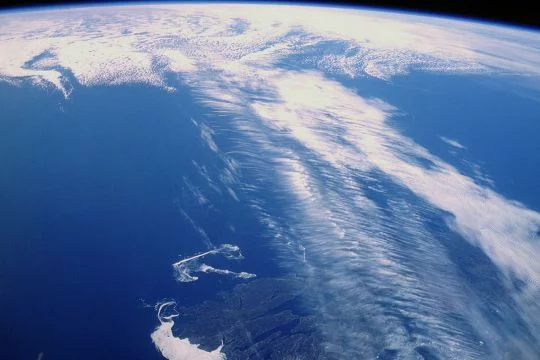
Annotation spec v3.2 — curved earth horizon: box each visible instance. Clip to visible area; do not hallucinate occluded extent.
[1,3,540,359]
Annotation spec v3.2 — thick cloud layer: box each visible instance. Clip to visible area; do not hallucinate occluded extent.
[1,4,540,96]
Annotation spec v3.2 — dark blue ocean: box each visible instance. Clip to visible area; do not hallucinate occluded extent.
[0,79,279,360]
[1,70,539,359]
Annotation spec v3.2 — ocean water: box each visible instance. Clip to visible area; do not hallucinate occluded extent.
[2,66,540,359]
[282,43,540,210]
[341,71,540,211]
[0,78,279,360]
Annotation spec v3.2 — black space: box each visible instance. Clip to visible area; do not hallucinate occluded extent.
[0,0,538,31]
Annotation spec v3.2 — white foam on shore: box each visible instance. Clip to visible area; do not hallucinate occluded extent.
[151,301,226,360]
[172,244,255,282]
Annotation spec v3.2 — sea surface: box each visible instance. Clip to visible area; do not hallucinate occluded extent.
[1,67,540,359]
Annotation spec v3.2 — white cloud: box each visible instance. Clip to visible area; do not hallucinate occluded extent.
[440,136,466,149]
[177,207,213,249]
[252,70,540,289]
[199,123,219,153]
[1,4,539,94]
[157,49,196,73]
[196,68,540,357]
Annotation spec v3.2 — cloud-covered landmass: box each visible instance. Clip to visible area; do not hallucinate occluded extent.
[1,4,540,96]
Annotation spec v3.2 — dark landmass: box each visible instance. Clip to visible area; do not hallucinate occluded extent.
[173,278,328,359]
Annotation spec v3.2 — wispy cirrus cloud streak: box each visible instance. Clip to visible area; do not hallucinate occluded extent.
[440,136,467,149]
[195,68,540,358]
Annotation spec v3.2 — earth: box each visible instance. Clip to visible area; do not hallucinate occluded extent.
[1,3,540,360]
